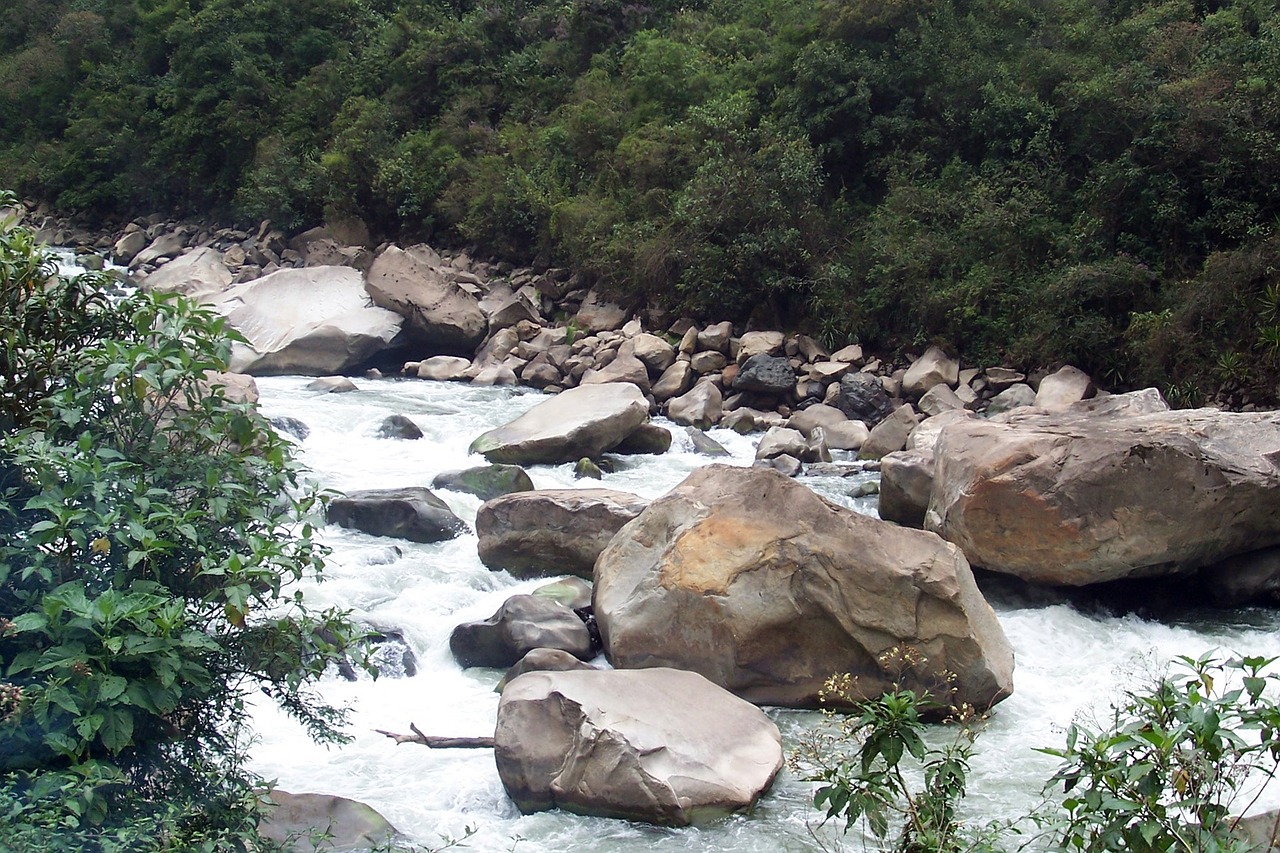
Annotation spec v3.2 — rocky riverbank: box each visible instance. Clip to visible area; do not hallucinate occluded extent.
[23,202,1280,607]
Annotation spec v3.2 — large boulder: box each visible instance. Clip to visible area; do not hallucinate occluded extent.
[469,383,650,465]
[666,381,723,430]
[1034,365,1095,411]
[494,668,783,826]
[878,449,935,529]
[259,791,400,853]
[449,594,594,668]
[138,246,232,299]
[365,245,486,352]
[926,401,1280,585]
[327,487,467,543]
[594,465,1014,711]
[213,266,403,375]
[477,489,649,579]
[902,346,959,399]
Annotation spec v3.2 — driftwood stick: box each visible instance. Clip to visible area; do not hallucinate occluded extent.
[375,721,494,748]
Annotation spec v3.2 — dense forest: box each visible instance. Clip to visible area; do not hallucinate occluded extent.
[3,0,1280,402]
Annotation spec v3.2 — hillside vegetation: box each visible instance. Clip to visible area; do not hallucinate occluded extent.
[3,0,1280,402]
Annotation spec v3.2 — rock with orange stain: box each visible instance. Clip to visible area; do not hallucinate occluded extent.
[593,465,1014,711]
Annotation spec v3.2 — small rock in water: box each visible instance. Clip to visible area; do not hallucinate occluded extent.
[849,480,880,498]
[686,427,730,456]
[574,457,604,480]
[270,416,310,440]
[307,376,359,393]
[376,414,424,440]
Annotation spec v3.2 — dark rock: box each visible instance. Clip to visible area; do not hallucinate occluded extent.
[376,414,423,440]
[835,373,894,426]
[449,594,593,668]
[732,354,796,395]
[327,487,467,543]
[270,416,310,440]
[612,423,673,455]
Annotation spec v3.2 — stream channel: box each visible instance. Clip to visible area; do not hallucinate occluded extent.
[236,374,1280,852]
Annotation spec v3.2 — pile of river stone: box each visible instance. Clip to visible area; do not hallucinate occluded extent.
[29,205,1280,834]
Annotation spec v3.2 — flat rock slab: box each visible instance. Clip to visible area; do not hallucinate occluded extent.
[469,383,650,465]
[495,668,783,826]
[327,487,467,543]
[927,405,1280,585]
[477,488,649,579]
[594,465,1014,711]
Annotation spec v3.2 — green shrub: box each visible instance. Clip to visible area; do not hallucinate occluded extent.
[0,194,359,848]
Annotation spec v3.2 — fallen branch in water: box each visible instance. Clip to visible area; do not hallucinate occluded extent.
[375,721,494,748]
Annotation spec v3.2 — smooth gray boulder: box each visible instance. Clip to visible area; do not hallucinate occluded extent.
[754,426,807,461]
[612,423,673,455]
[594,465,1015,711]
[581,351,651,392]
[788,404,848,438]
[1035,365,1095,411]
[138,246,232,299]
[497,648,597,692]
[667,381,723,430]
[986,383,1037,415]
[494,668,783,826]
[902,346,959,399]
[630,333,677,375]
[213,266,403,375]
[927,402,1280,585]
[365,245,486,352]
[449,594,593,668]
[859,404,920,459]
[417,355,472,381]
[327,487,467,543]
[574,288,628,332]
[432,464,534,501]
[878,449,935,529]
[477,488,649,579]
[652,360,695,401]
[306,376,359,393]
[259,791,399,853]
[469,383,649,465]
[686,427,731,456]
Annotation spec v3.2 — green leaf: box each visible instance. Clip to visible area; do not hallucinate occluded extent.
[99,707,134,753]
[98,675,128,703]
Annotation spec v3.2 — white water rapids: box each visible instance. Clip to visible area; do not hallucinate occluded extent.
[237,375,1280,852]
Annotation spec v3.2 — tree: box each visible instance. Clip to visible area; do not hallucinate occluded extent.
[0,198,359,849]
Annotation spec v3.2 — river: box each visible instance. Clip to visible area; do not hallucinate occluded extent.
[236,374,1280,852]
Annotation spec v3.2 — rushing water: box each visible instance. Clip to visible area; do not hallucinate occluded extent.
[245,375,1280,852]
